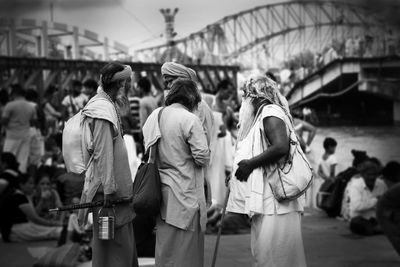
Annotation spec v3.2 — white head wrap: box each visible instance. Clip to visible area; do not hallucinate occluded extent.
[161,62,197,81]
[111,65,132,82]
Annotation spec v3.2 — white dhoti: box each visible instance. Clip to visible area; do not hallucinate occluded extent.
[251,212,307,267]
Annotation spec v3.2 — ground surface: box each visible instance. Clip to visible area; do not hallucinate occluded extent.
[1,209,399,267]
[1,126,399,266]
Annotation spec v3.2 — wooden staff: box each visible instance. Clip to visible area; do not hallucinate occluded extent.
[49,197,132,212]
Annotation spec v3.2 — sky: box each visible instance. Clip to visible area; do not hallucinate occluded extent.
[0,0,281,51]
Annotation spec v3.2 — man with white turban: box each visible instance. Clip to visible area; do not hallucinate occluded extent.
[161,62,216,205]
[161,62,214,146]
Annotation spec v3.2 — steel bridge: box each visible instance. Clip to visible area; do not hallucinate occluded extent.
[0,56,239,94]
[136,0,398,67]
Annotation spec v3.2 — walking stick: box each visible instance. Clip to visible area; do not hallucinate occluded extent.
[48,197,133,212]
[211,186,231,267]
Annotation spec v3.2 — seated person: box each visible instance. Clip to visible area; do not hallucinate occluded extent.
[66,197,88,243]
[341,150,370,220]
[377,161,400,255]
[313,137,337,208]
[347,159,387,235]
[33,166,63,222]
[0,152,20,196]
[2,174,63,242]
[318,137,338,181]
[0,153,21,240]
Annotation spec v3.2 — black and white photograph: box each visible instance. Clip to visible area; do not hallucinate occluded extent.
[0,0,399,266]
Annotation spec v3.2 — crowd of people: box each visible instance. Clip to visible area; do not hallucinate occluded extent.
[314,138,400,244]
[0,59,399,267]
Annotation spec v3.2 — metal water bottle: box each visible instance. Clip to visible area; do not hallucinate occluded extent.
[98,207,116,240]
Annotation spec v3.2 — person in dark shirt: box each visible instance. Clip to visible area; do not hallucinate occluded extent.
[377,161,400,255]
[0,152,20,195]
[2,174,63,242]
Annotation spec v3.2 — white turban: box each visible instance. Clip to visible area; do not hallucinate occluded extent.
[111,65,132,82]
[161,62,197,82]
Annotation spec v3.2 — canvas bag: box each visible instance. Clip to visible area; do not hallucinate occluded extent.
[132,108,164,217]
[62,111,94,178]
[259,104,314,202]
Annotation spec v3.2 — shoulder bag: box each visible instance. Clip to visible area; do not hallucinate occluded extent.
[132,108,164,216]
[259,104,314,202]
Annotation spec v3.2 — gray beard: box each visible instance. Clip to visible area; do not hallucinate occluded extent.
[115,91,129,114]
[237,98,256,142]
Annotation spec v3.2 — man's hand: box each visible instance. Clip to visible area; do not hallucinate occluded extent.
[103,193,118,208]
[235,159,254,182]
[217,125,227,138]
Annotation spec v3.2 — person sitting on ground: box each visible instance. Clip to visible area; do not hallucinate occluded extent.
[32,166,63,223]
[347,159,387,235]
[66,197,87,243]
[0,153,21,240]
[381,161,400,189]
[2,173,63,242]
[0,152,20,196]
[377,161,400,255]
[340,150,370,220]
[310,137,338,209]
[318,149,367,217]
[318,137,338,181]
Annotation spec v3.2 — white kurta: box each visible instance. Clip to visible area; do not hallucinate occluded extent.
[227,104,306,267]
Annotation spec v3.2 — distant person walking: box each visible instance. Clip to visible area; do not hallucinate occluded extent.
[1,85,37,173]
[293,113,316,153]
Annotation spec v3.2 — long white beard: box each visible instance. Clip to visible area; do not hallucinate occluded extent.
[237,98,255,142]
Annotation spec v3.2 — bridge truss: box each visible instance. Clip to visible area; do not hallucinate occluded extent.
[136,1,398,68]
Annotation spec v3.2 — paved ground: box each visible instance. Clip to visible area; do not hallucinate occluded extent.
[1,209,399,267]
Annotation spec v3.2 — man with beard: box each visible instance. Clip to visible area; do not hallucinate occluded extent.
[78,62,138,267]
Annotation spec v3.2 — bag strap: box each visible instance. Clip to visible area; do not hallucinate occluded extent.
[83,116,96,172]
[148,107,165,164]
